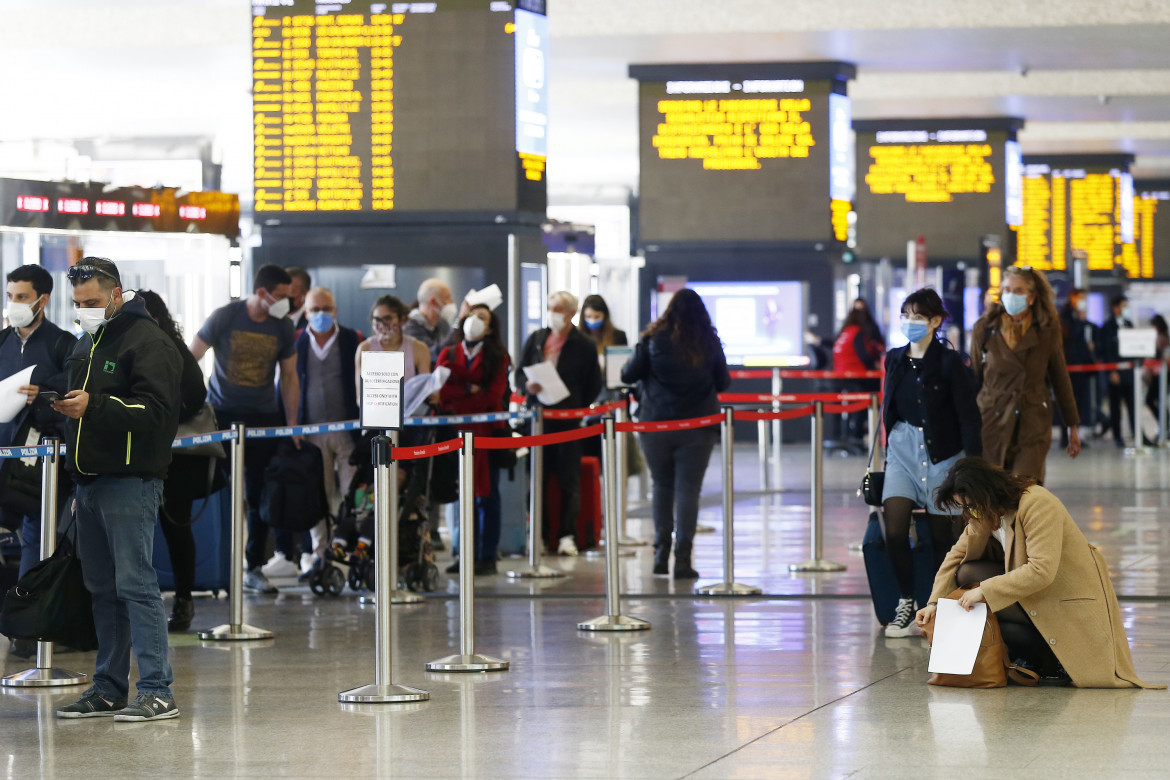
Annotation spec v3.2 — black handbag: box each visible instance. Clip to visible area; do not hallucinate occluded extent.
[0,516,97,650]
[857,431,885,507]
[0,416,45,518]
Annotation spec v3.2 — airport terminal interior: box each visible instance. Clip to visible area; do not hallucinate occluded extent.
[3,1,1170,778]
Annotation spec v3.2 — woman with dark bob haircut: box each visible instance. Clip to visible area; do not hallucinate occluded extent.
[915,457,1163,689]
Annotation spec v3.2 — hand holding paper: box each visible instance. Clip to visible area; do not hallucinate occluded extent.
[927,598,988,675]
[523,361,570,406]
[0,366,36,424]
[464,284,503,311]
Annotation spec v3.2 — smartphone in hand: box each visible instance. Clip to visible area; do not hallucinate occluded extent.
[39,390,64,403]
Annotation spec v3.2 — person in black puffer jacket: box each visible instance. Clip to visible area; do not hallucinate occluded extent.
[621,289,730,579]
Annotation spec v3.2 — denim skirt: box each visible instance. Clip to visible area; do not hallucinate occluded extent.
[881,421,964,515]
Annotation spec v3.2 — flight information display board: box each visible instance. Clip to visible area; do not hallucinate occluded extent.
[629,62,856,245]
[251,0,547,221]
[1015,154,1136,275]
[853,118,1023,260]
[1124,180,1170,279]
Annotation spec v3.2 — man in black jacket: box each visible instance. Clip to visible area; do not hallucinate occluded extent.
[52,257,183,722]
[515,291,602,555]
[1100,294,1134,448]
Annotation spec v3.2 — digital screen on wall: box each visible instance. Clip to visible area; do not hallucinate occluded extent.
[629,63,855,245]
[1125,180,1170,279]
[853,118,1023,260]
[689,281,808,367]
[1014,154,1141,276]
[250,0,547,220]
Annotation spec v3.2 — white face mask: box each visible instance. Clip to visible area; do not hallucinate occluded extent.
[440,301,458,326]
[7,297,42,329]
[75,296,113,335]
[462,315,486,342]
[548,311,567,331]
[266,294,290,319]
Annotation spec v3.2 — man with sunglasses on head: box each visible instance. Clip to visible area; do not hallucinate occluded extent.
[189,264,300,594]
[0,264,76,659]
[52,257,184,721]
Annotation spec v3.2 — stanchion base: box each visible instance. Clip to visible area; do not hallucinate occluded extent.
[424,653,509,672]
[847,542,864,552]
[1125,446,1153,457]
[197,624,274,641]
[504,565,565,579]
[695,582,763,596]
[338,683,429,703]
[357,590,426,605]
[617,536,647,547]
[788,559,847,573]
[577,614,651,632]
[585,548,635,559]
[1,667,88,688]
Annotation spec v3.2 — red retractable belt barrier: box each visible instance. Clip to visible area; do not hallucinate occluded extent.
[729,369,774,380]
[476,424,605,450]
[719,391,878,404]
[824,400,871,415]
[728,368,884,381]
[391,438,463,460]
[614,413,723,433]
[734,406,815,422]
[543,400,627,420]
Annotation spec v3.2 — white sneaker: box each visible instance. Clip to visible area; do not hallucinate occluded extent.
[557,535,579,556]
[300,552,314,575]
[885,597,917,638]
[260,553,299,579]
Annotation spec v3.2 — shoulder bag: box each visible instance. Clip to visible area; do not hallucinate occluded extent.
[174,402,226,459]
[857,430,884,507]
[921,586,1040,688]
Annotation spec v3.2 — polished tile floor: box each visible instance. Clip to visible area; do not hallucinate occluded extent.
[3,440,1170,778]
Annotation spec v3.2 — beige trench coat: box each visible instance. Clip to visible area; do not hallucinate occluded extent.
[929,486,1163,689]
[970,306,1079,482]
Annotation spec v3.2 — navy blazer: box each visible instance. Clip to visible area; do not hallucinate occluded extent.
[882,338,982,464]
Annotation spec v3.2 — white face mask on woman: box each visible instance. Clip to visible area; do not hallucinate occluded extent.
[548,311,567,331]
[462,315,486,342]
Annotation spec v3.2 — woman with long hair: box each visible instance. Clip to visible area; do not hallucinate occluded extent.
[970,265,1080,482]
[355,294,431,387]
[139,290,214,633]
[577,294,628,355]
[879,289,981,637]
[621,288,730,579]
[437,304,510,575]
[832,300,884,441]
[916,457,1162,688]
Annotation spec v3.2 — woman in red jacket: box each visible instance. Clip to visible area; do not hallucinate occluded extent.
[437,304,511,576]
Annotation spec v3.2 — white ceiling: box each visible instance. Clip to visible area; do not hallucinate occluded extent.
[2,0,1170,208]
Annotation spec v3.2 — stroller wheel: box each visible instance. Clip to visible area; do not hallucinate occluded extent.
[404,562,423,592]
[423,563,440,592]
[308,569,327,597]
[347,565,363,592]
[363,563,375,592]
[324,565,345,596]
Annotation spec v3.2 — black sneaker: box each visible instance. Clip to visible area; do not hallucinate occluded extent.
[652,561,669,576]
[168,596,194,633]
[57,691,127,719]
[114,694,180,722]
[885,597,916,638]
[673,564,700,580]
[8,638,36,659]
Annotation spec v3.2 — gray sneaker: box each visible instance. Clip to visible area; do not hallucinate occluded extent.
[57,690,127,719]
[243,568,279,594]
[114,693,180,722]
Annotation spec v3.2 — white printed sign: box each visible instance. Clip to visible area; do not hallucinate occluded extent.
[360,350,406,430]
[1119,328,1158,359]
[605,346,634,391]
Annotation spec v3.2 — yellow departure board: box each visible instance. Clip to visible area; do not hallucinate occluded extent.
[251,0,548,220]
[651,98,816,170]
[1129,183,1170,278]
[864,143,994,203]
[1016,156,1142,276]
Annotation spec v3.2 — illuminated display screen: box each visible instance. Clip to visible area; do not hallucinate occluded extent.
[1015,154,1139,275]
[689,281,808,367]
[853,118,1022,260]
[250,0,547,221]
[630,62,855,244]
[1125,180,1170,279]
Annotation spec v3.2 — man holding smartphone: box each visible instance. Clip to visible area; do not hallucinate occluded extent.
[0,264,75,660]
[52,257,184,722]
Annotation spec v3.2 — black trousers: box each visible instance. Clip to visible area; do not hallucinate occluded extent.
[1108,380,1135,446]
[956,560,1061,674]
[542,421,584,547]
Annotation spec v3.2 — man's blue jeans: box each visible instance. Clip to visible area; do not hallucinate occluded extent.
[75,476,173,700]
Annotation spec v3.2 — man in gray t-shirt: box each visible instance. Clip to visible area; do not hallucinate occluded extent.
[191,264,300,594]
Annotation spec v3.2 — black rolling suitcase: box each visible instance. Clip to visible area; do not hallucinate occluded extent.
[862,510,934,625]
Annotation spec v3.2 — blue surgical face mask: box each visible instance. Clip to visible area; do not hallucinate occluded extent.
[1001,292,1029,316]
[901,321,930,344]
[309,311,335,333]
[583,317,604,330]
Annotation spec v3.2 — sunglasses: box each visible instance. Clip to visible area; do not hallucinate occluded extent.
[67,264,121,286]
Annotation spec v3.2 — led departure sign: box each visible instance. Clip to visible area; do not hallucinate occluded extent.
[853,118,1023,260]
[630,62,855,245]
[1124,180,1170,279]
[1015,155,1140,276]
[250,0,547,221]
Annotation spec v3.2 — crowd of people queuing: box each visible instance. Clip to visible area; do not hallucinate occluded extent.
[1,256,1167,720]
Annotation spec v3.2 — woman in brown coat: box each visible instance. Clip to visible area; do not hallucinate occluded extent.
[970,266,1080,482]
[915,457,1163,689]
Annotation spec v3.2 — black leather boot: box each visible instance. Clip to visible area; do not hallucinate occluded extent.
[168,596,194,633]
[673,545,699,580]
[653,542,671,576]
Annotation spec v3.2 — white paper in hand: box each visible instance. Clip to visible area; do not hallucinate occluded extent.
[522,361,570,406]
[464,283,503,311]
[927,598,988,675]
[0,365,36,424]
[402,366,451,418]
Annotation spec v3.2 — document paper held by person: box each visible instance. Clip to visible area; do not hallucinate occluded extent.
[927,598,987,675]
[522,361,570,406]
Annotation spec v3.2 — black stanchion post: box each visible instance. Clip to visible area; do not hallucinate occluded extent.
[578,417,650,631]
[2,437,88,688]
[506,407,563,579]
[339,434,428,703]
[426,432,509,671]
[199,423,273,641]
[697,408,761,596]
[789,401,845,573]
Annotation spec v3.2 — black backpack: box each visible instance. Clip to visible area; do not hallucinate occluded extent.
[259,439,328,533]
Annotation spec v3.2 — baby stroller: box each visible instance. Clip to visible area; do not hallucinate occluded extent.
[307,430,440,596]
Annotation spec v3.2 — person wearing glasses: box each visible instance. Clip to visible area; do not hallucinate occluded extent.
[189,264,300,594]
[355,294,431,385]
[52,258,184,721]
[970,265,1080,482]
[879,289,981,638]
[916,457,1163,689]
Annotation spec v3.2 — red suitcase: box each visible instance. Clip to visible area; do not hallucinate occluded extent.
[544,456,603,551]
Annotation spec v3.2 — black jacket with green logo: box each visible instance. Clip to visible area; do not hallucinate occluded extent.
[64,294,183,481]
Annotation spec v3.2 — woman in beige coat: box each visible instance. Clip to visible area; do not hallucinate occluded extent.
[970,266,1080,482]
[915,457,1162,689]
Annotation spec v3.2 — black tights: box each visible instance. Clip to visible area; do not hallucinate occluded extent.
[159,496,196,600]
[956,560,1062,675]
[882,497,955,598]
